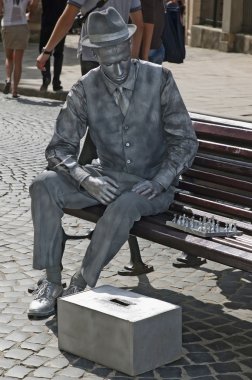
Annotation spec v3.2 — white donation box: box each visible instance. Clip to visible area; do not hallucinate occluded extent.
[58,285,182,376]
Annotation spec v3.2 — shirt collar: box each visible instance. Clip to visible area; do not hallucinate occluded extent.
[102,60,138,95]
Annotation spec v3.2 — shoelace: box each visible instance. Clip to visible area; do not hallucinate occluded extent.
[33,281,52,299]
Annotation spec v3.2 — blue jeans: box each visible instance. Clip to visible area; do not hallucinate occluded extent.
[149,45,165,65]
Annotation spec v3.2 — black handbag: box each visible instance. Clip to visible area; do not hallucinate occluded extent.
[162,2,186,64]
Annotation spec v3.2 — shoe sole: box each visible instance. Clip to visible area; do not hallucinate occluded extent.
[28,306,57,319]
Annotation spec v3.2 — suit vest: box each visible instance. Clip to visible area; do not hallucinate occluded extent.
[82,60,167,180]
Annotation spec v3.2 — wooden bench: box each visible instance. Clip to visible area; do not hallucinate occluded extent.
[63,114,252,275]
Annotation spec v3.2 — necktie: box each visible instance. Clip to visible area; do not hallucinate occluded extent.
[115,87,130,117]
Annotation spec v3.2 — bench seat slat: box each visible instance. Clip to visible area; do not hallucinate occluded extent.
[212,237,252,252]
[133,222,252,272]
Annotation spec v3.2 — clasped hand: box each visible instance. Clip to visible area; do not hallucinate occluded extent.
[81,176,120,205]
[131,180,164,199]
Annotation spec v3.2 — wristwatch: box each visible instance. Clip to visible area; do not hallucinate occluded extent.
[42,47,52,55]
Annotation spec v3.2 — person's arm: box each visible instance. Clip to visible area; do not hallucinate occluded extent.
[45,80,89,185]
[152,68,198,190]
[130,10,144,59]
[27,0,39,22]
[36,4,79,71]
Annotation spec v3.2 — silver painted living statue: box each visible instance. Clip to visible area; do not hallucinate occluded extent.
[28,7,198,318]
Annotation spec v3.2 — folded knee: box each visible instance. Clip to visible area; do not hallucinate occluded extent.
[29,170,59,195]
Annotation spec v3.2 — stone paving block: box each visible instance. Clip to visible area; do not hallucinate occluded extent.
[26,333,51,345]
[22,325,45,334]
[206,341,232,352]
[184,343,209,353]
[5,331,31,342]
[44,357,69,369]
[23,355,49,368]
[198,330,224,341]
[5,365,32,379]
[4,348,32,360]
[37,347,61,359]
[0,357,17,369]
[33,366,58,378]
[214,351,237,362]
[0,323,16,334]
[211,362,241,374]
[155,366,182,378]
[0,339,16,351]
[2,306,26,315]
[74,357,94,370]
[183,333,201,343]
[185,321,212,331]
[57,366,85,378]
[187,352,216,364]
[225,334,252,346]
[184,364,212,377]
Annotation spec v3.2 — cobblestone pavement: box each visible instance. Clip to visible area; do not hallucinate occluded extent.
[0,93,252,379]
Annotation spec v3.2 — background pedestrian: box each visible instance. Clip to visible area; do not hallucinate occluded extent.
[148,0,165,64]
[0,0,38,97]
[140,0,154,60]
[39,0,67,92]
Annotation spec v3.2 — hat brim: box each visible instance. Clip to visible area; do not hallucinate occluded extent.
[81,24,137,48]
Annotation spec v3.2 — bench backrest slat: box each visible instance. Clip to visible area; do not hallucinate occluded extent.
[179,181,252,208]
[184,168,252,193]
[194,122,252,145]
[194,155,252,177]
[199,141,252,160]
[175,193,252,221]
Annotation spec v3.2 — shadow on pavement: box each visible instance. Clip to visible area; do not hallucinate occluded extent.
[45,270,252,378]
[4,96,64,107]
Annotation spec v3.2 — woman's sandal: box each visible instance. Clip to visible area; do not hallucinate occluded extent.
[3,80,11,95]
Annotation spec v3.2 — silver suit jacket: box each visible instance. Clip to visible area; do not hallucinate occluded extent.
[45,60,198,192]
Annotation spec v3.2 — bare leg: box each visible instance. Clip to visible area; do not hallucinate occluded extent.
[12,49,24,96]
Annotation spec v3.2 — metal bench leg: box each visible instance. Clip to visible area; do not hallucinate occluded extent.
[118,235,154,276]
[173,252,207,268]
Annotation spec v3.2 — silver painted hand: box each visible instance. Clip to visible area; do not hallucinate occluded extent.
[81,176,120,205]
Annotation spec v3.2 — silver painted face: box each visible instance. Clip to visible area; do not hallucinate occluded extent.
[96,41,131,85]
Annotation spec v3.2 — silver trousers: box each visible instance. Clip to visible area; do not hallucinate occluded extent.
[29,170,175,288]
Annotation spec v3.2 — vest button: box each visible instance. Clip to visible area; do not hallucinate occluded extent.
[124,125,129,130]
[125,142,130,147]
[126,159,131,164]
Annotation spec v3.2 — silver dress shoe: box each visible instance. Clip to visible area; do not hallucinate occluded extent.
[28,280,63,318]
[63,275,86,297]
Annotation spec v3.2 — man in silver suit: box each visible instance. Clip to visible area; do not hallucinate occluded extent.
[28,7,198,318]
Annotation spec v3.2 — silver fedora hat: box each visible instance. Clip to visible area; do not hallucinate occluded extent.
[82,7,137,48]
